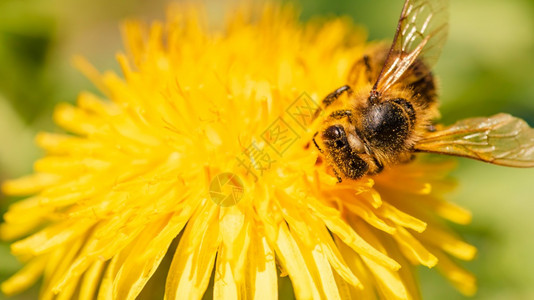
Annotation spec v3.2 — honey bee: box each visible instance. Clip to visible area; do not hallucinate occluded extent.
[313,0,534,182]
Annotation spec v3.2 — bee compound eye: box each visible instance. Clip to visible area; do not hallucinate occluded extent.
[322,125,343,140]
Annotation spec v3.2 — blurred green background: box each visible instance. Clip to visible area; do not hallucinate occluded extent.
[1,0,533,299]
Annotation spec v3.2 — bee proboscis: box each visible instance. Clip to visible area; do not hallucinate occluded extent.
[313,0,534,182]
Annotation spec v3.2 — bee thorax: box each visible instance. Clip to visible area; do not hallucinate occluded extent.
[362,99,414,153]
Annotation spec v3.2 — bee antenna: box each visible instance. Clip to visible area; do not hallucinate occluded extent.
[312,132,323,153]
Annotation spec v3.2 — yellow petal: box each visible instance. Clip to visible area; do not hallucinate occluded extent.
[214,207,252,298]
[244,234,277,300]
[97,255,116,300]
[213,248,239,299]
[219,206,249,270]
[380,237,422,300]
[11,219,93,256]
[1,257,46,296]
[419,226,477,261]
[40,238,85,299]
[343,201,396,234]
[2,173,61,196]
[112,210,192,299]
[363,258,408,300]
[423,197,472,225]
[309,244,342,300]
[352,219,410,300]
[165,203,220,300]
[34,156,111,174]
[0,216,44,241]
[334,235,378,300]
[274,222,319,299]
[120,20,148,69]
[378,203,427,233]
[71,56,111,98]
[1,196,52,240]
[433,249,477,296]
[392,227,438,268]
[53,103,104,136]
[79,260,106,300]
[35,132,104,156]
[77,92,118,116]
[311,216,362,288]
[307,198,400,270]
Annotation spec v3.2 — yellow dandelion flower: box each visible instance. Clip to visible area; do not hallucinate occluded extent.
[1,3,478,299]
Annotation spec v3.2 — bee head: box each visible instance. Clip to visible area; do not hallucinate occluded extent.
[322,125,348,150]
[319,124,369,181]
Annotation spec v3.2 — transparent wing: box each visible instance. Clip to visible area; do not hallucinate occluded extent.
[373,0,449,95]
[415,114,534,167]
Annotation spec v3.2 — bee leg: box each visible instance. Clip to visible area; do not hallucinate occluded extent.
[368,157,384,174]
[313,85,353,118]
[333,168,343,183]
[322,85,353,107]
[328,110,352,120]
[312,132,323,153]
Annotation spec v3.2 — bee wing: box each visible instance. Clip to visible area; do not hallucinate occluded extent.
[415,114,534,167]
[373,0,449,95]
